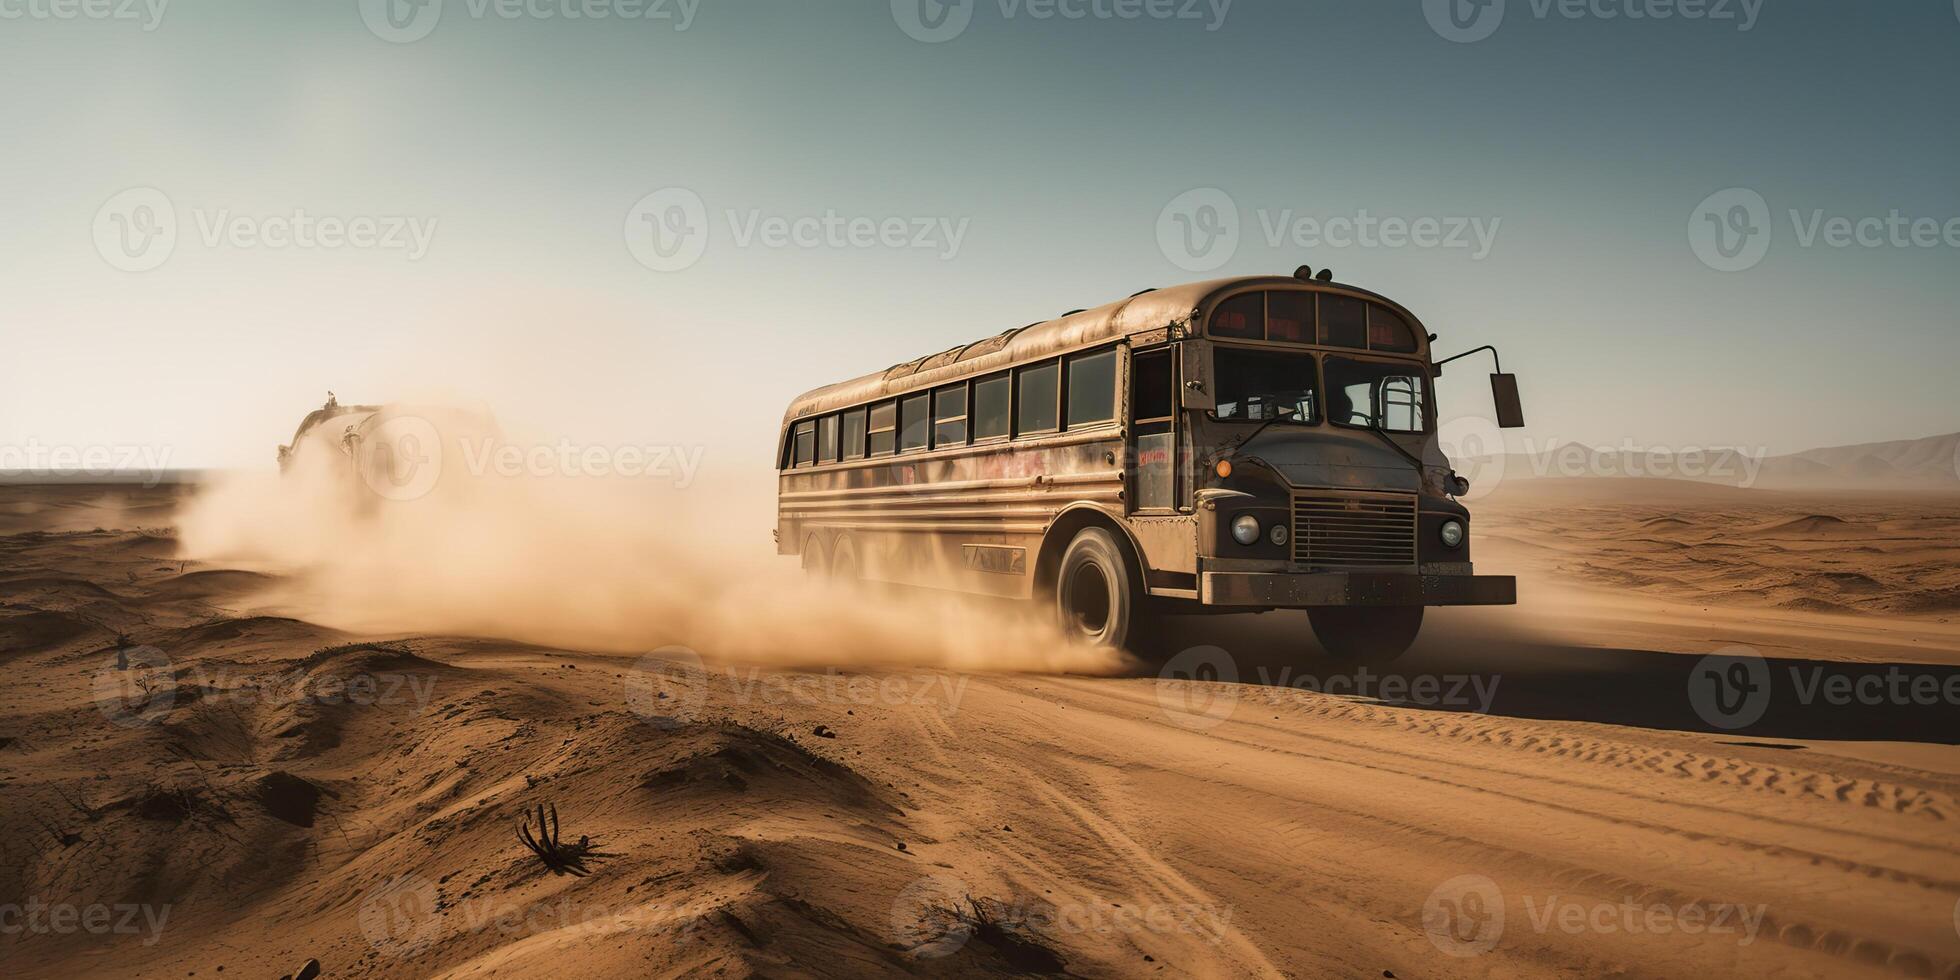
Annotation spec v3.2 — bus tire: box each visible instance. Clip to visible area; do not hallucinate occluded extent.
[801,534,828,578]
[1308,607,1423,664]
[1055,527,1150,653]
[829,536,859,581]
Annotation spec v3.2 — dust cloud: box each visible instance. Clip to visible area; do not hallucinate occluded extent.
[174,404,1130,675]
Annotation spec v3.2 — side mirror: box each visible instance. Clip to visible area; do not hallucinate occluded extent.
[1490,373,1525,429]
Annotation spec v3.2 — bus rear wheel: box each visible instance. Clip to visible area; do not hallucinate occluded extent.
[801,534,828,578]
[1308,607,1424,664]
[1055,527,1149,653]
[829,536,859,582]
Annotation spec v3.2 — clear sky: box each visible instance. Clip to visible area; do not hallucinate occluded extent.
[2,0,1957,470]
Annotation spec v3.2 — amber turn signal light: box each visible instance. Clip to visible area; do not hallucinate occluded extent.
[1214,459,1233,479]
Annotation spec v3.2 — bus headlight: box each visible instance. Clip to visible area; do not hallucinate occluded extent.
[1439,519,1466,549]
[1231,514,1261,546]
[1269,524,1289,547]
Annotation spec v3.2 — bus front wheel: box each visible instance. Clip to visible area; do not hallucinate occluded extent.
[1308,607,1423,664]
[1055,527,1147,652]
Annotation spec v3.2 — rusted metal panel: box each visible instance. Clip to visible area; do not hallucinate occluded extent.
[778,429,1124,599]
[1128,515,1197,575]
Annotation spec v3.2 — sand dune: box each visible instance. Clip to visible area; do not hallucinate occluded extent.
[1,481,1957,978]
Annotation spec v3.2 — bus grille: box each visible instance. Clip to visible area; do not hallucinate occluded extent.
[1291,490,1418,570]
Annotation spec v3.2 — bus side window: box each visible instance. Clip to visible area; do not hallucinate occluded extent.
[1131,350,1176,510]
[972,374,1010,441]
[933,384,968,448]
[899,393,930,452]
[868,402,897,456]
[840,408,867,460]
[1065,349,1117,428]
[1016,361,1059,435]
[817,415,839,464]
[792,420,816,468]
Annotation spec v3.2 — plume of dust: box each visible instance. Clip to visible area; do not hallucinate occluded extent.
[174,405,1132,675]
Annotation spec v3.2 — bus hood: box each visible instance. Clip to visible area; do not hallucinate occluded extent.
[1233,428,1448,494]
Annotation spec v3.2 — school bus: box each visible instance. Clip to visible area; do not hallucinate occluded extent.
[776,269,1523,660]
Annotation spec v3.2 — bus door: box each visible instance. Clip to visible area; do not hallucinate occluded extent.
[1129,346,1179,511]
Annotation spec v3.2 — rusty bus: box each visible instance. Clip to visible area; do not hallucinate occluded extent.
[776,268,1523,661]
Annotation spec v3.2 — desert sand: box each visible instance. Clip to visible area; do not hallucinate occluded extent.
[1,477,1957,978]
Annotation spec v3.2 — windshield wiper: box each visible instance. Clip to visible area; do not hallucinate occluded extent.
[1216,409,1298,460]
[1363,419,1426,474]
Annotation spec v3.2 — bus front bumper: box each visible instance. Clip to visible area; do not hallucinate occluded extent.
[1200,571,1517,608]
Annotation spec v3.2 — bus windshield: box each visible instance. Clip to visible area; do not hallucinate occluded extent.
[1325,356,1430,433]
[1213,347,1318,423]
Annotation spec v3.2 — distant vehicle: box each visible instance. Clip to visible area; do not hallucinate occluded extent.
[776,269,1523,661]
[278,392,383,474]
[278,394,485,506]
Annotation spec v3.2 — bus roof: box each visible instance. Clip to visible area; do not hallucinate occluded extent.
[782,274,1429,423]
